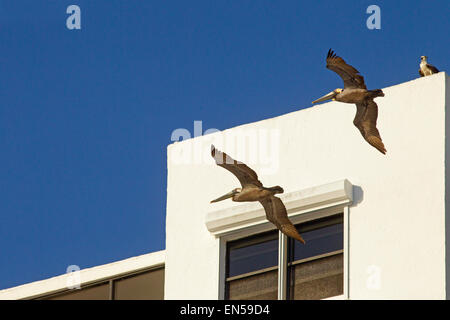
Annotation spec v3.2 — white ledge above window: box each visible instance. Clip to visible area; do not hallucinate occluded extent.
[205,179,353,238]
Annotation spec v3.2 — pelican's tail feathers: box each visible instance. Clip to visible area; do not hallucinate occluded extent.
[369,89,384,98]
[281,224,306,244]
[264,186,284,194]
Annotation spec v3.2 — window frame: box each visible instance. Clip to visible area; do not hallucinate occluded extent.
[207,180,352,300]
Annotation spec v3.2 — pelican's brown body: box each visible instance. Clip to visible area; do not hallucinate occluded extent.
[233,188,268,201]
[312,49,386,154]
[210,145,305,244]
[334,88,384,104]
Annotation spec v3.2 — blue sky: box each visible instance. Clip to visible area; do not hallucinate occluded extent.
[0,0,448,289]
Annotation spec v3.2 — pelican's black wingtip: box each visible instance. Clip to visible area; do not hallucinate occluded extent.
[211,144,216,156]
[327,48,336,59]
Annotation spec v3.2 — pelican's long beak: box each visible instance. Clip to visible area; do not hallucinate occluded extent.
[210,190,236,203]
[312,91,337,104]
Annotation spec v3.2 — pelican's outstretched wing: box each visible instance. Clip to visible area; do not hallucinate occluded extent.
[260,196,306,244]
[211,145,263,187]
[326,49,367,89]
[353,100,387,154]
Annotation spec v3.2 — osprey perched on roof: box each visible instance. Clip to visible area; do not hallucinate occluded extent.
[419,56,439,77]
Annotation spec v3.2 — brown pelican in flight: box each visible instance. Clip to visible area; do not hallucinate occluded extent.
[312,49,386,154]
[210,145,306,244]
[419,56,439,77]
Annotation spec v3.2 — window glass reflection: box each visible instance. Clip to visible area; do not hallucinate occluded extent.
[290,215,343,263]
[227,231,278,278]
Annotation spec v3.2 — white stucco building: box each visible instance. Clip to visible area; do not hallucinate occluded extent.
[1,72,449,300]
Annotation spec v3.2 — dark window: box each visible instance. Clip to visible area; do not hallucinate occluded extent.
[226,230,278,300]
[225,214,344,300]
[288,214,344,300]
[44,282,110,300]
[114,268,165,300]
[288,253,343,300]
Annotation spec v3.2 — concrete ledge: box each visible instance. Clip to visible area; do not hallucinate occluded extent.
[205,179,353,237]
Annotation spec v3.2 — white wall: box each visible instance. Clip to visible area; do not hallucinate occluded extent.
[165,73,449,299]
[445,73,450,299]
